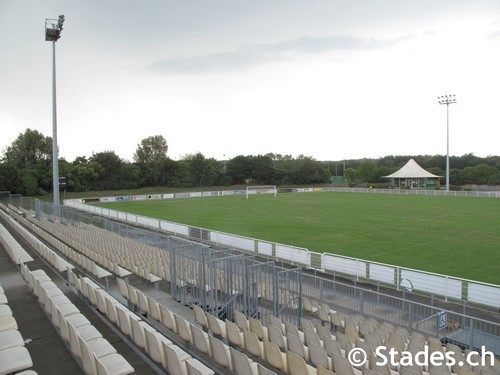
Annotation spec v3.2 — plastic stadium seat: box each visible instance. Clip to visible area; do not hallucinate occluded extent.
[208,334,233,370]
[93,352,134,375]
[268,325,287,351]
[190,324,212,356]
[174,314,193,344]
[162,341,192,375]
[263,339,287,373]
[230,347,259,375]
[144,329,172,367]
[243,329,264,359]
[0,329,24,351]
[249,317,268,341]
[192,305,208,330]
[159,304,177,333]
[207,313,226,338]
[0,346,33,375]
[286,350,317,375]
[185,358,215,375]
[130,317,156,350]
[225,319,244,348]
[309,342,333,371]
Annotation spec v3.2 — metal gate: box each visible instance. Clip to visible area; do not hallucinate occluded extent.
[274,268,303,326]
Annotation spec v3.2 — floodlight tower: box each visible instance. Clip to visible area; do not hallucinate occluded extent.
[438,94,456,192]
[45,15,65,206]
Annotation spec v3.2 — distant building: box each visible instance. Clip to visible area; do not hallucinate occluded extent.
[383,159,441,189]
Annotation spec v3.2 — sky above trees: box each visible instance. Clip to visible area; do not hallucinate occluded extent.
[1,1,500,162]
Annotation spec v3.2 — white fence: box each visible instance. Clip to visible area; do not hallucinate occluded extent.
[64,186,500,309]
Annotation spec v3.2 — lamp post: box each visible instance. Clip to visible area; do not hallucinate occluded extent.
[438,94,456,192]
[45,15,65,206]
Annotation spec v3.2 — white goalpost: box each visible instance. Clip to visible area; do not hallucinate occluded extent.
[246,185,278,199]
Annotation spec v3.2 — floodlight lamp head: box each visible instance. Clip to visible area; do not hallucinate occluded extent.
[45,15,64,42]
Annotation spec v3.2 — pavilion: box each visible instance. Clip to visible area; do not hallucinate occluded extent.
[383,159,441,189]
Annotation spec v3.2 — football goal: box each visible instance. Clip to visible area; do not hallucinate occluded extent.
[246,185,278,199]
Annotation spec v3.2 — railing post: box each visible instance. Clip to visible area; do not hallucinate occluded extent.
[359,289,365,314]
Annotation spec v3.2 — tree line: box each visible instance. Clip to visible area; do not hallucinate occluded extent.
[1,129,499,195]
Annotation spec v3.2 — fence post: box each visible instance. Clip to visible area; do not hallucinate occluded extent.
[359,289,365,314]
[408,302,413,333]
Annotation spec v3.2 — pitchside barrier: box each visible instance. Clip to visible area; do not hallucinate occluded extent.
[64,187,500,310]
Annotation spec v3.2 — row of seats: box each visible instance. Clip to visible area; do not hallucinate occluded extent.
[19,263,134,375]
[283,297,500,375]
[70,271,214,375]
[0,220,33,265]
[22,213,163,285]
[0,281,36,375]
[2,211,73,273]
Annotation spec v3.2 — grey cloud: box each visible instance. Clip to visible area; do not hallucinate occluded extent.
[146,34,415,75]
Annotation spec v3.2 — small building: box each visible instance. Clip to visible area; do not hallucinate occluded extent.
[383,159,441,189]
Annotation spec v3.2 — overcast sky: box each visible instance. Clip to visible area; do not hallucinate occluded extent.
[1,1,499,162]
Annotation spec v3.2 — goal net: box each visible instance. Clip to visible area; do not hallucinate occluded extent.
[246,185,277,199]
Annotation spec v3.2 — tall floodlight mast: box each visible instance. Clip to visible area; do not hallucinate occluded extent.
[45,15,65,206]
[438,94,457,192]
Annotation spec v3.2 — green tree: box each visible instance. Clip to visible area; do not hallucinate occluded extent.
[133,135,170,186]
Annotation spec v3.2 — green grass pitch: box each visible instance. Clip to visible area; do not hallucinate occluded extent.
[97,192,500,285]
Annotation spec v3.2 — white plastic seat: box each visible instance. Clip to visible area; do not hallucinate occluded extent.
[0,346,33,375]
[185,357,215,375]
[78,335,117,375]
[208,334,233,370]
[192,305,209,330]
[226,319,244,348]
[234,310,249,331]
[147,296,161,322]
[104,296,120,324]
[116,304,141,337]
[94,352,134,375]
[162,341,192,375]
[58,309,91,342]
[144,329,172,367]
[309,342,333,371]
[207,313,226,338]
[249,317,268,341]
[268,324,287,351]
[136,290,149,315]
[0,315,18,332]
[190,324,212,356]
[230,347,259,375]
[268,315,286,335]
[287,332,309,361]
[243,328,264,359]
[130,317,156,350]
[263,339,287,372]
[67,319,103,358]
[115,278,129,300]
[0,304,13,317]
[0,329,24,350]
[174,314,193,344]
[159,304,177,333]
[284,321,304,343]
[287,350,317,375]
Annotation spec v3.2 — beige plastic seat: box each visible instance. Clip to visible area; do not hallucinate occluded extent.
[0,346,33,375]
[249,317,268,341]
[104,297,120,324]
[263,339,287,372]
[304,328,323,347]
[336,331,354,353]
[332,353,357,375]
[287,350,317,375]
[302,296,319,313]
[136,290,149,315]
[185,357,216,375]
[57,308,90,342]
[174,314,193,344]
[116,278,129,300]
[94,352,134,375]
[116,304,141,337]
[67,319,103,358]
[268,324,287,351]
[190,324,212,356]
[0,304,13,317]
[160,304,177,333]
[287,332,309,361]
[0,329,24,350]
[147,296,161,322]
[226,319,244,348]
[309,342,333,371]
[162,341,192,375]
[300,317,316,333]
[323,336,343,358]
[208,334,233,370]
[193,305,208,330]
[243,328,264,359]
[234,310,250,331]
[78,334,117,375]
[0,315,18,332]
[318,365,336,375]
[144,329,172,367]
[206,313,226,338]
[230,347,259,375]
[257,363,278,375]
[284,322,304,343]
[268,315,286,335]
[126,284,138,309]
[130,317,156,350]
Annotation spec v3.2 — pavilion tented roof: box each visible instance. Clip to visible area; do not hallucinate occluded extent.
[383,159,441,179]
